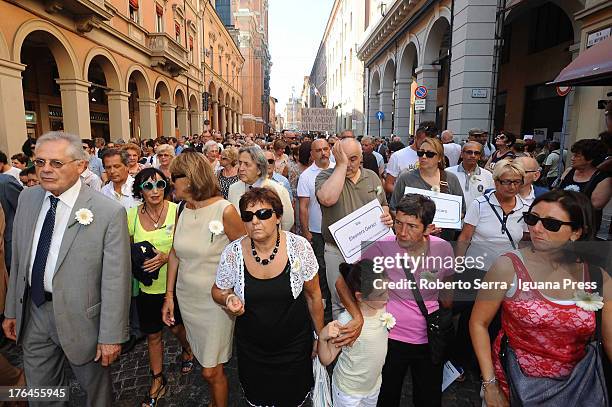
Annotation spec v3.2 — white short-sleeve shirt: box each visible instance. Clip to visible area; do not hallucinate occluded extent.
[386,147,418,178]
[297,162,334,233]
[464,191,526,271]
[446,164,495,207]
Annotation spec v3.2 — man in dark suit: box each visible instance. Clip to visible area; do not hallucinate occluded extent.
[3,132,131,406]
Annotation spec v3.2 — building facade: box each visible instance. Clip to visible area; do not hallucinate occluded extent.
[311,0,367,135]
[233,0,272,134]
[0,0,244,155]
[202,0,244,135]
[358,0,611,143]
[285,94,302,131]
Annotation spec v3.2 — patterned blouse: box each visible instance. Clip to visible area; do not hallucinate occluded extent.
[217,170,239,200]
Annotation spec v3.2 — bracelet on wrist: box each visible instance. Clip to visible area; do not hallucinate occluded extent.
[481,377,497,390]
[225,293,237,307]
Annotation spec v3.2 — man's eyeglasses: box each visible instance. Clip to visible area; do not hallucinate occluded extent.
[497,179,523,186]
[523,212,575,232]
[33,158,79,169]
[463,150,482,156]
[525,169,541,174]
[171,173,186,182]
[416,150,437,158]
[140,180,167,191]
[240,208,275,222]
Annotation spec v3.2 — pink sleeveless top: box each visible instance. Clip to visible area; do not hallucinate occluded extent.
[492,252,596,396]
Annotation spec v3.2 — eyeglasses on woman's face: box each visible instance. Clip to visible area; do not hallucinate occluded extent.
[523,212,575,232]
[416,150,437,158]
[140,180,167,191]
[241,208,275,222]
[497,178,523,186]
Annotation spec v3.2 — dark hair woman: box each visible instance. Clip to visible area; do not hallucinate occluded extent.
[470,190,611,407]
[212,187,324,407]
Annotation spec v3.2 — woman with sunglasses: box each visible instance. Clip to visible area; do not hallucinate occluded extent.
[470,190,611,407]
[128,168,193,407]
[390,137,464,240]
[485,132,516,172]
[212,187,324,407]
[162,152,244,407]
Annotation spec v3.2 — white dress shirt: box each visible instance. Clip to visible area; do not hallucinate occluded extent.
[29,179,82,292]
[101,175,140,210]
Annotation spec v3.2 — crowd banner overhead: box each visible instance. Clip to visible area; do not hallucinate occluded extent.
[300,108,337,133]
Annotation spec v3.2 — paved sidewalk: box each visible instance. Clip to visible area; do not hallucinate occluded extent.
[1,332,481,406]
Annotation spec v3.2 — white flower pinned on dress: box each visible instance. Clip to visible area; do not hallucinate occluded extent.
[75,208,94,225]
[376,185,383,196]
[431,185,440,194]
[573,290,604,312]
[291,258,302,273]
[564,184,581,192]
[380,312,396,331]
[209,220,224,242]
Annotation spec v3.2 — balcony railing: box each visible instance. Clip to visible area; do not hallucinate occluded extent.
[147,33,189,77]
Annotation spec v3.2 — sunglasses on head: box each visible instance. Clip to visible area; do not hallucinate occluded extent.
[241,208,275,222]
[140,180,166,191]
[416,150,437,158]
[171,173,186,182]
[523,212,575,232]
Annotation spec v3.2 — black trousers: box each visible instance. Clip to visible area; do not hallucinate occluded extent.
[377,339,442,407]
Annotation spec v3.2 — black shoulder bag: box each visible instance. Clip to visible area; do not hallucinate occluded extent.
[402,265,454,365]
[499,265,609,406]
[484,193,517,250]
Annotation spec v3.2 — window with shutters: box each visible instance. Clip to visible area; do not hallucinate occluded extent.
[175,23,181,44]
[155,4,163,32]
[129,0,139,23]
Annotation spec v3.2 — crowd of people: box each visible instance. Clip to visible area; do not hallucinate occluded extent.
[0,105,611,407]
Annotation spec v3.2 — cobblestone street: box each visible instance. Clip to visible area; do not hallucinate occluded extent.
[2,332,481,406]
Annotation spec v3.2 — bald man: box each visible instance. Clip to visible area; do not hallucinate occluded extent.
[515,156,548,206]
[447,141,495,206]
[315,138,393,344]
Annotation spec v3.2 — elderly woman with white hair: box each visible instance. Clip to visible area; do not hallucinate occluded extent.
[155,144,175,180]
[227,146,294,230]
[204,140,221,173]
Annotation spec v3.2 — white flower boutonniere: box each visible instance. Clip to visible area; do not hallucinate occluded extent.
[291,258,301,273]
[564,184,581,192]
[209,220,224,242]
[431,185,440,194]
[380,312,396,331]
[573,290,604,312]
[376,185,383,196]
[470,174,480,183]
[75,208,94,225]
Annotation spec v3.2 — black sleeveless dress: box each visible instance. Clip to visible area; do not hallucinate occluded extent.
[236,261,313,406]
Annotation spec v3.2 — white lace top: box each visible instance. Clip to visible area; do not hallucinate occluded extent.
[215,231,319,304]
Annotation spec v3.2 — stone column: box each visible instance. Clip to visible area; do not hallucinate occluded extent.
[0,59,27,154]
[56,78,91,139]
[219,104,226,134]
[211,101,219,131]
[233,111,238,133]
[379,88,394,138]
[227,109,234,135]
[237,114,242,133]
[368,94,380,137]
[190,110,202,135]
[160,104,176,138]
[394,78,412,142]
[137,99,158,139]
[176,108,189,137]
[106,91,130,142]
[414,65,440,125]
[447,1,497,140]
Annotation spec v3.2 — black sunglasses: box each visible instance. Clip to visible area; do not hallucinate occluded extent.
[171,173,186,182]
[416,150,437,158]
[241,208,275,222]
[267,159,275,165]
[140,180,167,191]
[463,150,482,156]
[523,212,575,232]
